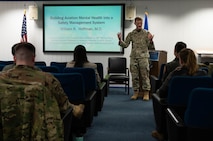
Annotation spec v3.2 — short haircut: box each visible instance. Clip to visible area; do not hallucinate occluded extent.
[134,17,142,22]
[175,42,187,53]
[14,42,35,60]
[15,42,35,55]
[11,43,18,56]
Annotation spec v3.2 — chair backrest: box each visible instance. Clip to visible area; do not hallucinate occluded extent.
[0,61,14,65]
[158,63,166,80]
[94,62,104,81]
[108,57,127,74]
[63,68,97,95]
[39,66,60,73]
[211,71,213,78]
[50,62,67,73]
[62,108,73,141]
[0,81,63,140]
[199,66,209,74]
[0,64,5,71]
[34,61,46,67]
[184,87,213,128]
[167,76,213,107]
[52,73,85,103]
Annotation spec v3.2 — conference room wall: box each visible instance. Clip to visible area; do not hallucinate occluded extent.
[0,1,213,87]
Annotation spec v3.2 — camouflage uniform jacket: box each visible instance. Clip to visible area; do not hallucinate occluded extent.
[119,29,155,58]
[0,65,72,141]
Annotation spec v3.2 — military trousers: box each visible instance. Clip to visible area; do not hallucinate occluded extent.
[130,57,151,92]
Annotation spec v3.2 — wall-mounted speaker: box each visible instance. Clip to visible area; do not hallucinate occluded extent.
[125,5,136,20]
[29,5,38,20]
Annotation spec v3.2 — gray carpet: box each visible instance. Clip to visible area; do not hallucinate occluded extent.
[84,87,157,141]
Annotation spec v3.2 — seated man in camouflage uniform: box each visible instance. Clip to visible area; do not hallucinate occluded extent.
[0,42,84,140]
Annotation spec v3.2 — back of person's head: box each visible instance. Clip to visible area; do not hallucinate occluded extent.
[175,42,187,53]
[73,45,88,67]
[179,48,198,75]
[14,42,36,66]
[11,43,18,56]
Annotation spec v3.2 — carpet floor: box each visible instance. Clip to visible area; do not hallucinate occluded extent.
[84,87,157,141]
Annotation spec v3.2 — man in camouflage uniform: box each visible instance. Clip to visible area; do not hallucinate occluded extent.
[117,17,155,100]
[0,42,84,140]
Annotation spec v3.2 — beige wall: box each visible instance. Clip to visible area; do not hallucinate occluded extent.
[1,1,213,86]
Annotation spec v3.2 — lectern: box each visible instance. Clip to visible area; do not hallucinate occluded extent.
[149,50,167,77]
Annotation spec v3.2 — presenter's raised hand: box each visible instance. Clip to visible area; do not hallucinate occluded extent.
[117,32,122,41]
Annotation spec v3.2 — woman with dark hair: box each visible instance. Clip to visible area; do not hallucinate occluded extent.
[66,45,101,83]
[152,48,207,141]
[157,48,206,98]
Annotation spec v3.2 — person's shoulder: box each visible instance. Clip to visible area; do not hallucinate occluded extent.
[166,58,178,65]
[171,66,185,76]
[2,64,15,71]
[84,62,97,68]
[166,59,179,69]
[66,61,75,67]
[195,69,208,76]
[130,29,137,34]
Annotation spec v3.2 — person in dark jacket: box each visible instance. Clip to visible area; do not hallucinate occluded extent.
[162,41,187,82]
[152,48,207,141]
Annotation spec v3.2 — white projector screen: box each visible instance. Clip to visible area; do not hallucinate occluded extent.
[43,4,125,53]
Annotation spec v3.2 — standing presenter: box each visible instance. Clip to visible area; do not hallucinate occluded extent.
[117,16,155,101]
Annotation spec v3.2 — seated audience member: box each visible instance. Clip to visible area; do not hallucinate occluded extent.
[152,48,207,141]
[2,43,40,71]
[0,42,84,140]
[66,44,101,84]
[162,41,187,82]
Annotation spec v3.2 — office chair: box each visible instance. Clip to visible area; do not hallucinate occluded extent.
[106,57,130,95]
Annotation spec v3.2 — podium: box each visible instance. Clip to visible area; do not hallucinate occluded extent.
[149,50,167,77]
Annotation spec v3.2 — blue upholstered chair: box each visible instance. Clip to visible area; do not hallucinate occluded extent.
[63,67,97,95]
[167,76,213,117]
[50,62,67,73]
[166,87,213,141]
[52,73,85,103]
[0,64,5,71]
[0,60,14,65]
[39,66,60,73]
[152,76,213,140]
[63,67,97,127]
[53,72,86,136]
[34,61,46,67]
[94,62,106,112]
[150,63,166,93]
[62,108,73,141]
[211,71,213,78]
